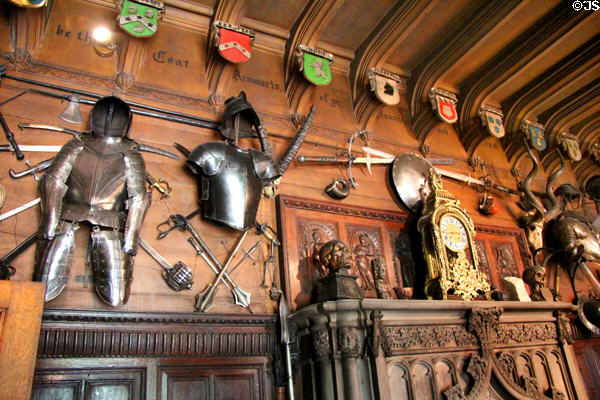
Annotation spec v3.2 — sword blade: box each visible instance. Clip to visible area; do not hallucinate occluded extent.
[0,198,41,221]
[138,238,172,271]
[0,144,63,152]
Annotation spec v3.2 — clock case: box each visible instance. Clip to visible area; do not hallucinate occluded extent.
[418,170,491,300]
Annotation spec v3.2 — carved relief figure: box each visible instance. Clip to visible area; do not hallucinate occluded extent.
[354,234,376,291]
[475,240,495,286]
[296,219,337,304]
[371,257,392,299]
[346,226,383,292]
[494,244,519,279]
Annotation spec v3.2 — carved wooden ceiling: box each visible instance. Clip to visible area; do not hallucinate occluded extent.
[1,0,599,177]
[224,0,600,172]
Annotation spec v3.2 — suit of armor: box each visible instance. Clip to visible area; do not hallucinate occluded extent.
[35,96,151,306]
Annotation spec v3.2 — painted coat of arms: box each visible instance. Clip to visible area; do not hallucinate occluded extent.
[558,132,582,161]
[521,120,546,151]
[429,88,458,124]
[118,0,164,38]
[296,45,334,86]
[478,105,505,138]
[213,21,255,64]
[9,0,46,7]
[367,68,405,106]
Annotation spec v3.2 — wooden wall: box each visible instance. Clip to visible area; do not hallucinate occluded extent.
[0,0,598,315]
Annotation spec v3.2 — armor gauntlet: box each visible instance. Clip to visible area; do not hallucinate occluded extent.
[39,139,83,239]
[122,151,151,255]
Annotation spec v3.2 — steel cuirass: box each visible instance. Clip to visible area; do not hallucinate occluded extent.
[36,96,151,307]
[187,141,279,231]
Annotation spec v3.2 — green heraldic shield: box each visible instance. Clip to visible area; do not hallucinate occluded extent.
[297,45,333,86]
[118,0,164,38]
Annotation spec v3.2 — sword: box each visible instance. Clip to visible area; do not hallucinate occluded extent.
[18,123,181,160]
[8,155,171,198]
[138,238,193,291]
[0,232,38,280]
[0,112,24,160]
[279,295,295,400]
[0,144,62,152]
[0,198,41,221]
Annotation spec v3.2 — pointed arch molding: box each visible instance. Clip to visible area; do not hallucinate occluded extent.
[502,36,600,135]
[282,0,343,114]
[205,0,248,107]
[407,1,520,120]
[539,79,600,147]
[458,6,591,135]
[380,307,568,400]
[350,0,433,128]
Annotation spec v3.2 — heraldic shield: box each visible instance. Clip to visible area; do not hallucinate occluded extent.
[368,68,401,106]
[9,0,45,7]
[479,106,505,138]
[559,132,582,161]
[297,45,333,86]
[214,22,254,63]
[522,121,546,151]
[118,0,163,38]
[429,88,458,124]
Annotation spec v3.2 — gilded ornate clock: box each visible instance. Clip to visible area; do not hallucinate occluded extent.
[417,169,491,300]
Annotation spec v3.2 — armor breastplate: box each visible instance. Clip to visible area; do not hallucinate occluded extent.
[187,142,279,231]
[61,137,131,228]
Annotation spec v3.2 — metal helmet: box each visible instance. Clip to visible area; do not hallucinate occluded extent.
[219,91,261,141]
[90,96,132,138]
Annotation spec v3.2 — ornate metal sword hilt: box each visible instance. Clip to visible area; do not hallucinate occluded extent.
[146,173,171,198]
[157,213,189,239]
[162,261,194,291]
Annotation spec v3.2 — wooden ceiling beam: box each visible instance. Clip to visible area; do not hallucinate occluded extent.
[502,35,600,135]
[407,1,521,120]
[350,0,434,129]
[458,6,592,135]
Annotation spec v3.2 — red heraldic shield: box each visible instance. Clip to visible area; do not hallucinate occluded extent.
[437,97,458,124]
[218,28,252,63]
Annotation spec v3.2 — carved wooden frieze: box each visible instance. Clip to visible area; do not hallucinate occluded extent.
[380,325,477,355]
[38,310,277,358]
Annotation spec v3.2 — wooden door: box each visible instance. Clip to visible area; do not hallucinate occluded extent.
[0,281,45,400]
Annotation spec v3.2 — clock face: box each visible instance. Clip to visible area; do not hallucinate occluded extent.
[440,215,468,252]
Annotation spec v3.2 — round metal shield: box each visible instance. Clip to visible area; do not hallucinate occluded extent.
[391,153,434,214]
[586,175,600,202]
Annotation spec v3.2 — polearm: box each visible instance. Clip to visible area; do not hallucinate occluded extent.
[279,295,295,400]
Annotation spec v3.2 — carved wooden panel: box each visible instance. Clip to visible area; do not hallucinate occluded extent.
[278,195,406,310]
[0,281,45,400]
[279,195,535,310]
[33,367,145,400]
[159,359,266,400]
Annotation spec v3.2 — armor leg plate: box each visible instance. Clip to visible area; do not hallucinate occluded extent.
[90,227,133,307]
[35,221,79,302]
